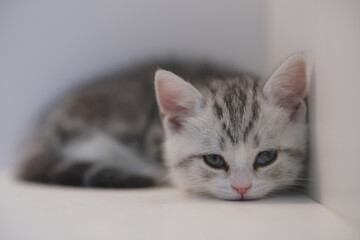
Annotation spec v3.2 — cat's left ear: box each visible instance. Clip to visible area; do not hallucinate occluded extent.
[264,54,307,113]
[155,70,202,132]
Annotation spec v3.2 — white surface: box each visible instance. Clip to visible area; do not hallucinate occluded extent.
[267,0,360,227]
[0,172,358,240]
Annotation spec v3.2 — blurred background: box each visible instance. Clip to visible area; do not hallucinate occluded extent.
[0,0,359,229]
[0,0,267,169]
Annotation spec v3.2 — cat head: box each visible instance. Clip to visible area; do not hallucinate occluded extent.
[154,54,308,200]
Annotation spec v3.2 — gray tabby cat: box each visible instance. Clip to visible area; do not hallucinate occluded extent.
[18,54,308,200]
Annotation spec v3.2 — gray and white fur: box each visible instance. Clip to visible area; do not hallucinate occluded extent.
[18,54,308,200]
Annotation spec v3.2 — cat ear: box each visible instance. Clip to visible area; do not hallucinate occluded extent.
[155,70,202,131]
[264,54,307,112]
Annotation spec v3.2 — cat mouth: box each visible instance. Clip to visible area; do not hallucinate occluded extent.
[239,196,257,201]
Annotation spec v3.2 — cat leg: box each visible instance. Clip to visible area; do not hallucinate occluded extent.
[48,160,158,188]
[48,132,166,188]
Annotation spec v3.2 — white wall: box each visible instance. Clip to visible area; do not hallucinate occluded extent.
[267,0,360,228]
[0,0,267,168]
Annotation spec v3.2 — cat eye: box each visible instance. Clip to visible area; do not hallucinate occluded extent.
[254,150,278,169]
[202,154,228,170]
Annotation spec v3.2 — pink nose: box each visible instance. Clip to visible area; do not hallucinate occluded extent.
[231,184,252,196]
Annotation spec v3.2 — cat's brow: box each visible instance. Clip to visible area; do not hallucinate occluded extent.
[218,136,225,151]
[175,155,200,169]
[280,148,306,162]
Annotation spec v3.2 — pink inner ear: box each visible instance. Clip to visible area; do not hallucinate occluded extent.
[265,55,307,111]
[274,67,306,109]
[158,88,194,130]
[155,70,200,130]
[158,87,194,116]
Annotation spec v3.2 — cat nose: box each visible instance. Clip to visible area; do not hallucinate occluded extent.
[231,183,252,196]
[231,169,252,196]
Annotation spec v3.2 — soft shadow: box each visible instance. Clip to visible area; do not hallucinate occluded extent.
[306,63,322,203]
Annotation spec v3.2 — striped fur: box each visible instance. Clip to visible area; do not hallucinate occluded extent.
[18,55,308,200]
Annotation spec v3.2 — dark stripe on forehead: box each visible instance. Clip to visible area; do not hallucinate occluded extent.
[226,128,236,144]
[224,94,235,120]
[238,79,249,126]
[253,133,260,147]
[238,88,247,125]
[222,80,250,144]
[224,86,247,127]
[213,101,223,119]
[218,136,225,151]
[243,102,259,142]
[243,81,260,142]
[222,122,236,144]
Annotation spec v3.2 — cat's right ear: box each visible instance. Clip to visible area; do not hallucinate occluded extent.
[263,54,307,115]
[155,70,202,132]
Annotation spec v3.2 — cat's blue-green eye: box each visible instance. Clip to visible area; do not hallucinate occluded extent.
[254,150,278,168]
[203,154,227,170]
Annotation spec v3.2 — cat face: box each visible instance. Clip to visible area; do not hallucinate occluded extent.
[155,54,308,200]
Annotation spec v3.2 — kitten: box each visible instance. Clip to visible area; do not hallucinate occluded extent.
[18,54,308,200]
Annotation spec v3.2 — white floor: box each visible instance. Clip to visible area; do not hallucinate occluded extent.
[0,171,358,240]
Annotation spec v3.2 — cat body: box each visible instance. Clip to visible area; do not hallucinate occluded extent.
[19,55,308,200]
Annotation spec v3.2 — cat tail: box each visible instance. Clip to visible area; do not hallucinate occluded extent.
[17,136,165,188]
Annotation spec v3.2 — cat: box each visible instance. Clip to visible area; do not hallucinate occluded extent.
[18,54,308,200]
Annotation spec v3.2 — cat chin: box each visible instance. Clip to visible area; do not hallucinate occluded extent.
[214,193,266,201]
[178,182,273,201]
[207,188,272,201]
